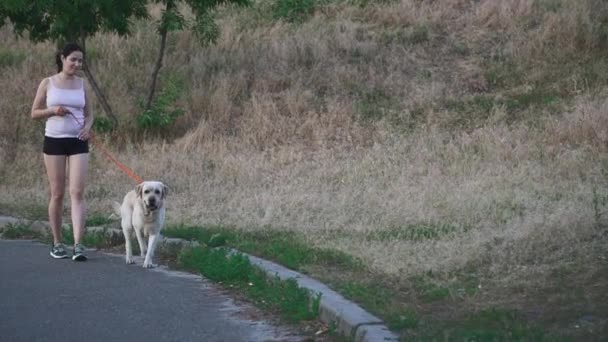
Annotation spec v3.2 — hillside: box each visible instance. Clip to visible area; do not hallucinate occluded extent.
[1,0,607,339]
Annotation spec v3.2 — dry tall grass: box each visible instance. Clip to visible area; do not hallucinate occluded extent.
[1,0,607,300]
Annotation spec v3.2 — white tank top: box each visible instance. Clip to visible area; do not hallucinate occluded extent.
[45,76,86,138]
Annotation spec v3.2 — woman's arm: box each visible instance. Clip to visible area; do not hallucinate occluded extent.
[82,81,94,130]
[78,79,94,141]
[31,78,67,120]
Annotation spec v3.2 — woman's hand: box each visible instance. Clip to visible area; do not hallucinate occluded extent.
[52,106,71,117]
[78,126,91,141]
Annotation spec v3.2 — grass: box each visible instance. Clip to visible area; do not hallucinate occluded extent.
[163,224,362,272]
[410,308,554,342]
[0,201,48,221]
[1,223,44,240]
[0,221,123,249]
[338,280,419,331]
[178,246,321,323]
[0,48,25,69]
[162,224,574,339]
[86,212,116,227]
[365,223,468,242]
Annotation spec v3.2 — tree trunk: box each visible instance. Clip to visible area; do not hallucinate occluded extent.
[79,32,119,128]
[145,1,174,110]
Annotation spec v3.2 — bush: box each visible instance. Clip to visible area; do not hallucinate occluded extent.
[272,0,316,23]
[136,74,185,134]
[92,116,113,133]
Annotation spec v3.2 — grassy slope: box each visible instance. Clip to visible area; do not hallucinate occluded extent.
[1,0,608,339]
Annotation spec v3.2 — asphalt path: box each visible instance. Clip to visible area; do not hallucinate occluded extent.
[0,240,304,342]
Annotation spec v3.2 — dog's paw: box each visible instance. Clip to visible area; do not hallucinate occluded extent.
[142,262,157,269]
[125,257,135,264]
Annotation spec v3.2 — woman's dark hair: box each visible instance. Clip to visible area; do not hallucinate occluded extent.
[55,42,83,73]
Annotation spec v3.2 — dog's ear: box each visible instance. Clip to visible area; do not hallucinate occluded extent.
[136,183,144,198]
[162,184,169,199]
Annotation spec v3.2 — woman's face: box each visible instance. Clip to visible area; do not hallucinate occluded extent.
[61,51,83,75]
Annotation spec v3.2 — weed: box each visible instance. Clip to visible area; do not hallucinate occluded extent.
[438,308,549,341]
[387,309,419,331]
[163,224,234,245]
[207,232,228,247]
[442,95,497,129]
[592,188,608,227]
[60,226,123,249]
[338,280,419,331]
[163,224,363,272]
[412,276,451,302]
[491,199,526,225]
[367,223,465,242]
[409,25,430,45]
[355,88,395,122]
[504,89,560,114]
[92,116,114,133]
[348,0,397,7]
[0,201,48,221]
[380,25,430,46]
[272,0,316,23]
[484,58,523,89]
[86,212,116,227]
[137,73,185,135]
[1,223,43,239]
[178,246,320,322]
[0,48,25,69]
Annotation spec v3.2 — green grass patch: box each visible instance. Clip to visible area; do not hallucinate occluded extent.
[178,246,320,323]
[504,88,560,115]
[442,88,563,129]
[338,280,419,331]
[366,223,467,242]
[416,308,552,341]
[0,48,25,68]
[86,212,116,227]
[60,226,123,249]
[92,116,114,133]
[1,223,44,239]
[164,224,363,272]
[484,58,524,90]
[380,24,430,46]
[0,201,48,221]
[442,95,498,129]
[271,0,316,23]
[355,87,397,123]
[0,221,121,249]
[411,276,451,302]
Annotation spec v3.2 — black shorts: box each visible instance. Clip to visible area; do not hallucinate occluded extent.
[43,136,89,156]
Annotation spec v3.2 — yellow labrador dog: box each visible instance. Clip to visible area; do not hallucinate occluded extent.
[114,181,168,268]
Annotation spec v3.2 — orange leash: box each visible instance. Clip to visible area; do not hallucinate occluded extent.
[69,112,143,184]
[89,134,144,184]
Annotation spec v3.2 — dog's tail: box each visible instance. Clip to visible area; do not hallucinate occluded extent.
[111,201,122,219]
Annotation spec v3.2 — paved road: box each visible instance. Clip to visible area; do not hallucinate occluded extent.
[0,240,304,342]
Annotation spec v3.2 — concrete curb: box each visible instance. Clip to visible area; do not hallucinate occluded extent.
[240,251,400,342]
[0,216,400,342]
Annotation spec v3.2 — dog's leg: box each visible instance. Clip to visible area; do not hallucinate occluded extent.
[134,227,147,257]
[143,233,159,268]
[120,198,136,265]
[122,225,135,265]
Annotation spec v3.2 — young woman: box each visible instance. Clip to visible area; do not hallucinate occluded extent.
[31,42,94,261]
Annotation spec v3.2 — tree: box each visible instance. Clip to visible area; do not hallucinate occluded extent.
[144,0,249,111]
[0,0,148,128]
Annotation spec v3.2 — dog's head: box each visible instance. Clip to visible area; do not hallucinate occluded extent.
[136,181,168,212]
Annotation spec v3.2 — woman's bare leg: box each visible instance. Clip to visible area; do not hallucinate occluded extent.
[43,154,66,245]
[68,153,88,244]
